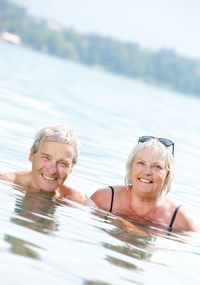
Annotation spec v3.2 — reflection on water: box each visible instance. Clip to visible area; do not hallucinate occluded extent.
[11,190,58,234]
[0,181,199,285]
[4,234,41,259]
[4,186,59,260]
[84,281,112,285]
[100,215,156,272]
[90,209,195,282]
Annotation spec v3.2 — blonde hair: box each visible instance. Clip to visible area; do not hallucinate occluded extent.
[124,139,174,194]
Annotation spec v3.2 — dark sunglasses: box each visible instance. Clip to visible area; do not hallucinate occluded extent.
[138,136,174,155]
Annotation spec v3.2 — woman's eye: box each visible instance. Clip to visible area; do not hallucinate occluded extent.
[137,161,144,165]
[155,165,161,169]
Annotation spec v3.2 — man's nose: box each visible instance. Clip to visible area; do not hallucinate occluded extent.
[47,161,58,175]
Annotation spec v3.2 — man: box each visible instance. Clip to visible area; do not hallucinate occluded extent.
[0,124,94,206]
[0,124,145,233]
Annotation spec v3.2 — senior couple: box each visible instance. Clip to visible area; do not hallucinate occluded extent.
[0,124,198,232]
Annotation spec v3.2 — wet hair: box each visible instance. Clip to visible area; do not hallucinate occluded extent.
[31,125,81,164]
[124,139,174,194]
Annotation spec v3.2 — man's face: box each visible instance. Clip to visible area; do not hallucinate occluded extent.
[29,141,75,192]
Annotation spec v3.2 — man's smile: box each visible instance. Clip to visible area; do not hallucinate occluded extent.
[41,173,57,181]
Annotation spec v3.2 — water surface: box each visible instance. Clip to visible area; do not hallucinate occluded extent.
[0,42,200,284]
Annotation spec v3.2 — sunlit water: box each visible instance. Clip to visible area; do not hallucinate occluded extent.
[0,42,200,284]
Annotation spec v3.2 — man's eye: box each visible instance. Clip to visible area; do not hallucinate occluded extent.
[43,156,50,160]
[59,162,70,168]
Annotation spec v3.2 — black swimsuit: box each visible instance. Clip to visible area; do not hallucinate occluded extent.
[108,186,182,231]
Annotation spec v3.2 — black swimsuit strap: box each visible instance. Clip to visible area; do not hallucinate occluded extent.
[108,186,114,212]
[168,205,182,232]
[108,187,182,232]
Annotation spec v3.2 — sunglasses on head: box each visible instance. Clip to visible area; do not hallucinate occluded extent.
[138,136,174,155]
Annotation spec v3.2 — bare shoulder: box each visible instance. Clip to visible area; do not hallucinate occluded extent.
[0,171,31,185]
[90,185,124,211]
[60,185,96,207]
[163,196,199,232]
[0,172,18,183]
[175,206,199,232]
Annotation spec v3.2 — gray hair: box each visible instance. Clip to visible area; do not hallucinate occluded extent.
[124,139,174,194]
[31,125,81,164]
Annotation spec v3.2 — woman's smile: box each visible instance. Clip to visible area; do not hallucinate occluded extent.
[131,148,167,196]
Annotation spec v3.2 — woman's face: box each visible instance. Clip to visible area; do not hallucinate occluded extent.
[131,147,168,197]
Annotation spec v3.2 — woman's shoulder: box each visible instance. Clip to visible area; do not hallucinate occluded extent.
[164,196,199,232]
[173,205,199,232]
[90,185,125,211]
[91,185,126,198]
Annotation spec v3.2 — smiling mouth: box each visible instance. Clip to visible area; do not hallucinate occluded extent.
[41,173,57,181]
[139,178,153,183]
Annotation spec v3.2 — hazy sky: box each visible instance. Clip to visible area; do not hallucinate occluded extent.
[12,0,200,59]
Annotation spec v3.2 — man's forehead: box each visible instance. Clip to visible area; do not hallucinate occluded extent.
[40,140,68,148]
[37,141,74,157]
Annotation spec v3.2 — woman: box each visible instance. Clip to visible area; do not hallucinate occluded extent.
[91,136,198,232]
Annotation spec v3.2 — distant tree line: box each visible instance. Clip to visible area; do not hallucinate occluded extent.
[1,0,200,96]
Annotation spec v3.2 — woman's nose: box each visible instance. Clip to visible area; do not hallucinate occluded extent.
[144,166,152,175]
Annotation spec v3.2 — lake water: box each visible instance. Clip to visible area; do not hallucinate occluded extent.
[0,42,200,284]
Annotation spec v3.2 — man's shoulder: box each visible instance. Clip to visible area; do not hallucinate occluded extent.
[0,171,30,184]
[0,172,17,182]
[59,185,96,207]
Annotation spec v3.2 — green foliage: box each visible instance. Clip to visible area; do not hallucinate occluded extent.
[1,0,200,96]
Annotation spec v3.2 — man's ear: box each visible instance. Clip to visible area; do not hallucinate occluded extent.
[29,148,34,162]
[70,164,74,174]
